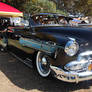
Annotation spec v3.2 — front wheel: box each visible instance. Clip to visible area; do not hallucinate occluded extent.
[36,51,51,77]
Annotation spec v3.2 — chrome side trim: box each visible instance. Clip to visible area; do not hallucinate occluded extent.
[19,37,57,54]
[50,65,92,83]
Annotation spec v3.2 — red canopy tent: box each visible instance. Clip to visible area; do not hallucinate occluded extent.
[0,2,23,17]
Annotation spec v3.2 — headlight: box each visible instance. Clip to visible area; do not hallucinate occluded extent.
[65,40,79,56]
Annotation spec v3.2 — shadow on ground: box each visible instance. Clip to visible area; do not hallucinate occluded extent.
[0,52,92,92]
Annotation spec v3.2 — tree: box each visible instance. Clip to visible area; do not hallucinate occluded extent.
[54,0,75,13]
[54,0,92,16]
[24,0,56,14]
[74,0,92,16]
[24,0,66,15]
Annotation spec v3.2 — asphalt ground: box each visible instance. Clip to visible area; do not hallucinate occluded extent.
[0,52,92,92]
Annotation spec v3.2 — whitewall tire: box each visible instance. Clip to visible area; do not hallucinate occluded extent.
[36,51,51,77]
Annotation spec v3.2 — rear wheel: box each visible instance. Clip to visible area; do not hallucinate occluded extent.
[36,51,51,77]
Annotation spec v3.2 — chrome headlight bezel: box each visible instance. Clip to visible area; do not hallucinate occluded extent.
[64,53,92,72]
[65,40,79,56]
[64,60,89,71]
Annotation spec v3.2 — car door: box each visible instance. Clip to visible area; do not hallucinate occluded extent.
[7,27,35,58]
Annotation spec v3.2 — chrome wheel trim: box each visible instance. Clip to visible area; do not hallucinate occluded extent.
[36,51,51,77]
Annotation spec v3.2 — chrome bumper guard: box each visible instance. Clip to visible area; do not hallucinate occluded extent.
[50,65,92,83]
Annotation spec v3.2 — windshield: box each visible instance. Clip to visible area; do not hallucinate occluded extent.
[29,14,69,26]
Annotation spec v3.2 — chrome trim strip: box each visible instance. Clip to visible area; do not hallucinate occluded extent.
[31,24,65,28]
[50,65,92,83]
[19,38,57,54]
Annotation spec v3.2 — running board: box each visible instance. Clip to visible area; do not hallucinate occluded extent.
[9,52,33,68]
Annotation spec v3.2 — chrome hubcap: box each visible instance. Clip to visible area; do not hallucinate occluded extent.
[42,57,48,65]
[38,54,50,74]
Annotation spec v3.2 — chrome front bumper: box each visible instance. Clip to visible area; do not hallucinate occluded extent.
[50,65,92,83]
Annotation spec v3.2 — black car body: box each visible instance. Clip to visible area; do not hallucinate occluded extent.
[1,13,92,83]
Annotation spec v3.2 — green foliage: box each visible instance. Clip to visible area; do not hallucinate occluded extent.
[24,0,66,15]
[74,0,92,16]
[37,0,56,13]
[56,10,67,16]
[56,0,92,16]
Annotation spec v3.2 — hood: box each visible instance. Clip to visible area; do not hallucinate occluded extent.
[36,26,92,50]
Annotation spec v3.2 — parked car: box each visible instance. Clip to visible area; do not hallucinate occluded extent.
[1,13,92,83]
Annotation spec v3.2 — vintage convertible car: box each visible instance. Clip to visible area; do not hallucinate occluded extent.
[1,13,92,83]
